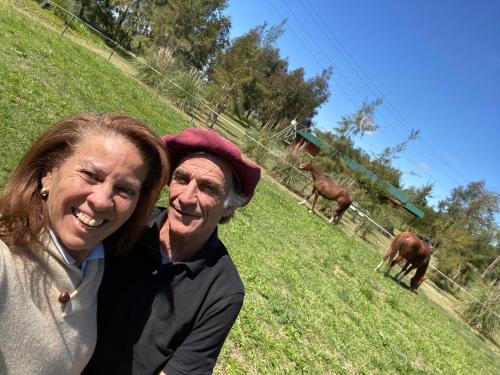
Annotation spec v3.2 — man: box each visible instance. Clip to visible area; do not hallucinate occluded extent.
[84,128,261,375]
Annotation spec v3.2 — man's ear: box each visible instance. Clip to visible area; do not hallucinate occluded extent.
[222,206,236,220]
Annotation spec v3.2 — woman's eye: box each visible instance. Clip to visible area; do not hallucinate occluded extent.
[81,170,98,181]
[173,175,189,184]
[116,186,137,199]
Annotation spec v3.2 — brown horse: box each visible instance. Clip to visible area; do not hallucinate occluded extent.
[375,232,433,291]
[298,161,353,223]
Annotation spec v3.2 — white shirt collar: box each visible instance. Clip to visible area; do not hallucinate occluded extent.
[48,228,104,273]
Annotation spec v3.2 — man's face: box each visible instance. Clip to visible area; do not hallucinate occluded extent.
[167,154,234,243]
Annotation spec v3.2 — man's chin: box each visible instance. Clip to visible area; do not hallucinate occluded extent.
[169,220,199,236]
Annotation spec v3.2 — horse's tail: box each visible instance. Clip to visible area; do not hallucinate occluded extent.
[384,233,404,261]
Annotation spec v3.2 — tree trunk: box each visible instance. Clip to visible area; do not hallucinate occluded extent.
[482,254,500,278]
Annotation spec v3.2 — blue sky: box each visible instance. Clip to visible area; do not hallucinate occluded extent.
[224,0,500,209]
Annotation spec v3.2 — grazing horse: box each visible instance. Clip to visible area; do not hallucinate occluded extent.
[298,161,353,223]
[375,232,433,291]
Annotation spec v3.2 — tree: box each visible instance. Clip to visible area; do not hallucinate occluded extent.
[375,128,420,166]
[336,98,383,139]
[428,182,500,289]
[147,0,231,69]
[108,0,152,50]
[209,21,331,127]
[208,27,264,118]
[256,66,332,128]
[405,183,434,208]
[437,181,499,235]
[77,0,116,38]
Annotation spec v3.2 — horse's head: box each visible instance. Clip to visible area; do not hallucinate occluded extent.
[298,161,313,171]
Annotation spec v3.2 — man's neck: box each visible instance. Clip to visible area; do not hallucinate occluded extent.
[159,221,205,262]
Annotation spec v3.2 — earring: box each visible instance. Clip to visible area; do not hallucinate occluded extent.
[40,187,49,198]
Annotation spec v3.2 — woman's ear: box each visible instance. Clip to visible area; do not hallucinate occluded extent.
[41,171,53,191]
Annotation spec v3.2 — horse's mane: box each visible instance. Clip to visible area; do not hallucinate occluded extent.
[416,233,432,247]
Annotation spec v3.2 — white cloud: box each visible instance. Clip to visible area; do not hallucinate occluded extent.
[417,162,429,171]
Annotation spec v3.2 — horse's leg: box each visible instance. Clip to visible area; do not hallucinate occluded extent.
[390,254,403,267]
[397,263,417,283]
[310,191,319,213]
[299,187,315,205]
[332,204,349,224]
[395,259,411,283]
[328,203,336,223]
[337,205,350,223]
[329,203,340,224]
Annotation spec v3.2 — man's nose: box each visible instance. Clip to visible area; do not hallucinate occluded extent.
[178,180,198,205]
[87,184,114,210]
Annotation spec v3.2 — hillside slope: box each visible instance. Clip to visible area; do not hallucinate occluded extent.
[0,2,498,373]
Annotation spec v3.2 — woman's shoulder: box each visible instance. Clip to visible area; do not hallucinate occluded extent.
[0,238,13,281]
[0,238,12,257]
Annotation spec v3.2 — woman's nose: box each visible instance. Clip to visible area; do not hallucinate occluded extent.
[87,184,114,210]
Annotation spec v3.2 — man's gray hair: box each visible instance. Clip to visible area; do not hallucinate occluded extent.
[219,174,247,224]
[224,175,247,210]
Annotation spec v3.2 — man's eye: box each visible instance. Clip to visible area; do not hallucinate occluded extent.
[200,184,221,196]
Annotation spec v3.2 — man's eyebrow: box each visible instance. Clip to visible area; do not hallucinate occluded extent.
[198,178,223,189]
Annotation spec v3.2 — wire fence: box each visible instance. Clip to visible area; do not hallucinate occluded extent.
[39,0,500,321]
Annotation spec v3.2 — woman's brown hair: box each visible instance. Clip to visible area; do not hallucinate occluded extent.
[0,113,169,255]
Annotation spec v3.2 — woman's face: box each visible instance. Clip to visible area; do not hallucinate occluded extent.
[41,134,148,262]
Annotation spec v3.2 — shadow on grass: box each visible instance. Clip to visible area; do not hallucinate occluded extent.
[388,275,418,294]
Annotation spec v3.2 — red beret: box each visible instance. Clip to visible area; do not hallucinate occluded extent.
[162,128,261,204]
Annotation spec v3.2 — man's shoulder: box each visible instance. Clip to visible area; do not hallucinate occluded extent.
[200,238,245,297]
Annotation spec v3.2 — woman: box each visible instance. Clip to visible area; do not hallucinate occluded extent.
[0,113,169,374]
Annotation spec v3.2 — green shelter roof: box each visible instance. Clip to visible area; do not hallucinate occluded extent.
[296,130,425,218]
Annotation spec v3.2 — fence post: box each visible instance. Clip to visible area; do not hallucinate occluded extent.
[61,15,75,36]
[108,45,117,61]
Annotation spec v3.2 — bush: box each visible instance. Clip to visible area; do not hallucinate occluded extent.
[241,127,278,166]
[462,282,500,338]
[135,47,175,89]
[51,0,80,25]
[163,67,204,115]
[269,146,309,194]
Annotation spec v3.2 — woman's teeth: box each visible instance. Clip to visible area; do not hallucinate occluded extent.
[75,210,104,228]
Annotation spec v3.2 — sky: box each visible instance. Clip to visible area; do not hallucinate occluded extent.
[224,0,500,210]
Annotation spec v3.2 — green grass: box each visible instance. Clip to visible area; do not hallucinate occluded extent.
[0,0,187,186]
[218,180,499,374]
[1,2,499,374]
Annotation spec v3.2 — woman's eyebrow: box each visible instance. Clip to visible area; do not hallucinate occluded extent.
[76,159,97,170]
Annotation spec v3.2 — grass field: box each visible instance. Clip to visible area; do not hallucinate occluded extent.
[0,0,187,188]
[1,1,499,373]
